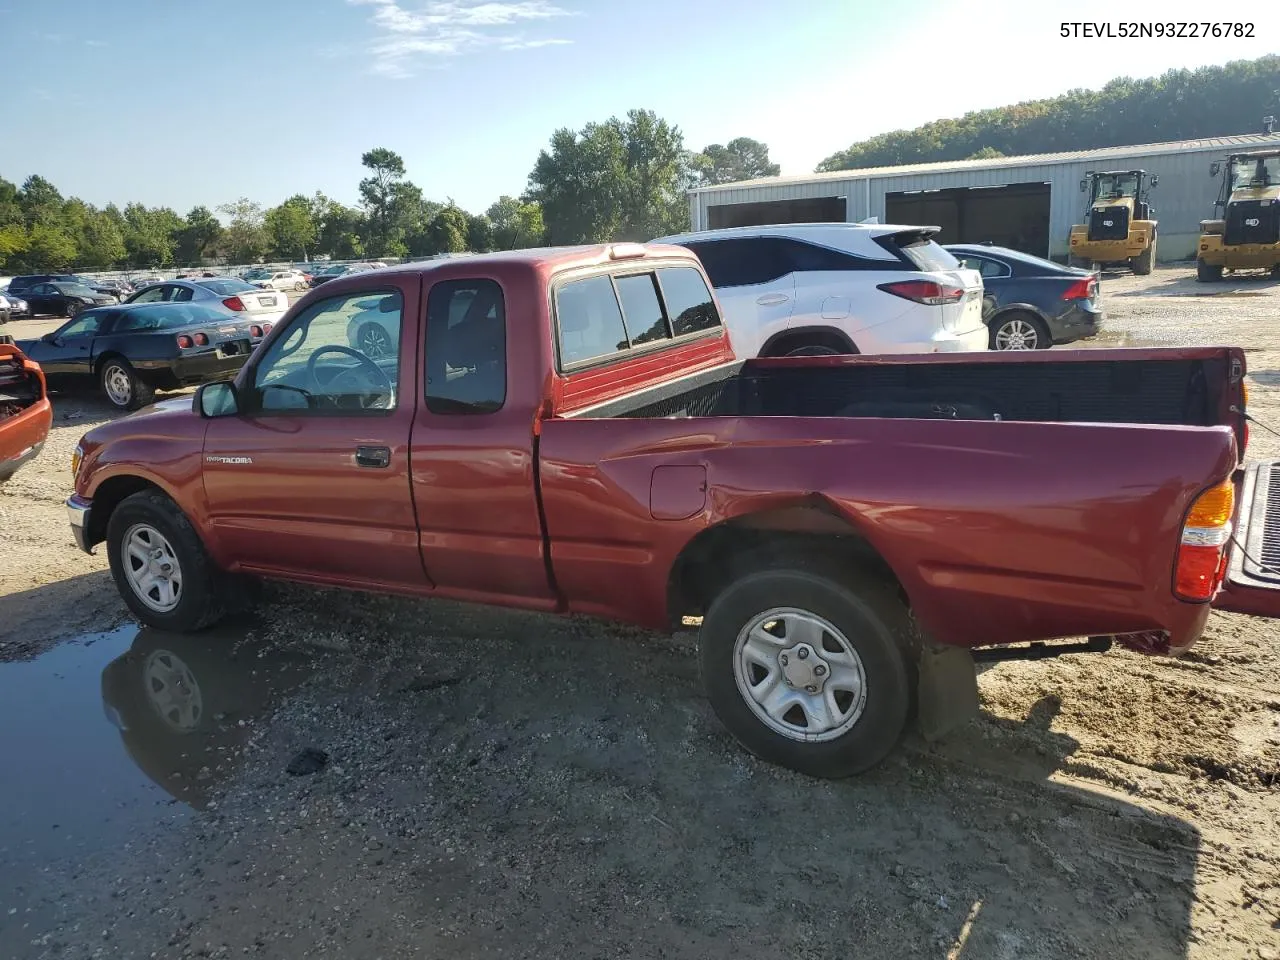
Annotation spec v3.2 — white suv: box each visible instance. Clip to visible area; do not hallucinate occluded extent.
[654,223,987,357]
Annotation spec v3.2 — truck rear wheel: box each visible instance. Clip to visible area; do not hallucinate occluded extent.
[1131,233,1156,275]
[699,562,912,778]
[1197,259,1224,283]
[106,491,229,633]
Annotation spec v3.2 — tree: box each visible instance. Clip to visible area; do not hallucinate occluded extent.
[486,196,546,249]
[966,146,1005,160]
[77,209,127,268]
[817,54,1280,171]
[21,222,77,270]
[176,205,223,264]
[466,212,493,253]
[218,197,268,263]
[428,206,470,254]
[0,224,28,269]
[694,137,780,185]
[358,147,418,258]
[18,175,64,226]
[311,194,365,259]
[264,195,318,260]
[122,203,177,267]
[526,109,688,244]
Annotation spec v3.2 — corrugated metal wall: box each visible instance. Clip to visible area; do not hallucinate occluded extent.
[691,144,1233,262]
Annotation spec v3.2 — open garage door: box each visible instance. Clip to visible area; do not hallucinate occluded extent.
[707,196,846,229]
[885,182,1051,257]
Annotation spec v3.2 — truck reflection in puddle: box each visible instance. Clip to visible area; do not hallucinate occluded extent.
[100,625,318,810]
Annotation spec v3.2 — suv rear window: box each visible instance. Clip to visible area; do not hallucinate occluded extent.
[884,233,959,271]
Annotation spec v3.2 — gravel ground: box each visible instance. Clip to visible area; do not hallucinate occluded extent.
[2,265,1280,959]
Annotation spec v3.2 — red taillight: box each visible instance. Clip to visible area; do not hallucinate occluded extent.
[176,334,193,349]
[1062,277,1097,301]
[1174,481,1235,601]
[250,324,263,337]
[194,332,209,346]
[223,296,246,311]
[876,280,964,305]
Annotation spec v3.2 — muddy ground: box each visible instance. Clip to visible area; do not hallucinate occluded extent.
[2,266,1280,959]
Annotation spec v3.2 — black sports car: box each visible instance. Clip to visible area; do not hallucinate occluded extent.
[945,244,1103,350]
[17,301,266,409]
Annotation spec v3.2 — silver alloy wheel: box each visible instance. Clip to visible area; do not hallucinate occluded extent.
[994,317,1040,350]
[143,649,203,732]
[121,522,183,613]
[359,324,392,359]
[103,364,133,406]
[732,607,868,742]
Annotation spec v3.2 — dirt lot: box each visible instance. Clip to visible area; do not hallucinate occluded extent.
[2,266,1280,959]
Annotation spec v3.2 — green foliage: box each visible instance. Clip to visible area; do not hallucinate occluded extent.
[218,197,268,263]
[818,55,1280,171]
[966,146,1004,160]
[526,109,689,244]
[359,147,418,258]
[123,203,181,268]
[264,195,318,259]
[486,195,545,249]
[466,213,494,253]
[693,137,780,185]
[177,206,223,263]
[77,209,127,268]
[21,223,77,271]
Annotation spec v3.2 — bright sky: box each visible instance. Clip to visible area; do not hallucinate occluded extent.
[4,0,1278,215]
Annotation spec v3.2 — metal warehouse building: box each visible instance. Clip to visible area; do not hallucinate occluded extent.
[687,133,1280,263]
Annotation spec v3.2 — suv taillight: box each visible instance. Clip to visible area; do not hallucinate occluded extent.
[877,280,964,305]
[1062,277,1097,301]
[1174,480,1235,601]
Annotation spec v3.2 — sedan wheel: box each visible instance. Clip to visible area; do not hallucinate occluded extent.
[357,322,393,359]
[66,300,83,318]
[992,315,1044,350]
[102,363,134,407]
[294,280,306,291]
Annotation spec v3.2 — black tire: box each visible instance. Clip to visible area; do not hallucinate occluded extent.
[1131,233,1155,275]
[700,563,913,778]
[65,300,83,318]
[988,311,1050,351]
[99,356,155,411]
[105,491,229,632]
[1197,259,1223,283]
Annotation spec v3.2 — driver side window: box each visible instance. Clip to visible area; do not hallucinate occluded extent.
[251,290,402,414]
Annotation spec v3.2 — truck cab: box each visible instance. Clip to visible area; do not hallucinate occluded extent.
[1197,151,1280,281]
[1067,169,1159,274]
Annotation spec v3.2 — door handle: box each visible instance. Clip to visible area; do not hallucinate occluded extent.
[355,445,391,468]
[756,294,790,306]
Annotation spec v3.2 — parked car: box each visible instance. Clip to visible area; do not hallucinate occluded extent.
[252,269,308,292]
[0,294,10,324]
[23,281,117,318]
[90,278,135,300]
[309,262,379,287]
[129,274,165,288]
[17,301,266,410]
[945,244,1103,350]
[126,277,286,327]
[64,243,1270,781]
[6,274,82,299]
[1,292,30,319]
[653,224,987,357]
[71,275,126,301]
[0,335,53,484]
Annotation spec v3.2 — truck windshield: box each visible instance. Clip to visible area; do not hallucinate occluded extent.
[1231,156,1279,189]
[1094,173,1139,199]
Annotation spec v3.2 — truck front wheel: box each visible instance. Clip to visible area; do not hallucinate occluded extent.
[1197,259,1224,283]
[106,491,229,633]
[1131,233,1156,275]
[700,564,912,778]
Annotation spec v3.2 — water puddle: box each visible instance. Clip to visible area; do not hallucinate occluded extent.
[0,623,319,917]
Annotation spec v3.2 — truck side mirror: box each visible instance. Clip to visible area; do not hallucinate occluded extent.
[1149,175,1159,187]
[195,380,239,418]
[1210,161,1221,178]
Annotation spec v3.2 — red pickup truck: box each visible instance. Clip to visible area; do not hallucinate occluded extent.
[66,243,1280,778]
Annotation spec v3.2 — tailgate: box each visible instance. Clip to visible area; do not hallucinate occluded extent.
[1216,460,1280,617]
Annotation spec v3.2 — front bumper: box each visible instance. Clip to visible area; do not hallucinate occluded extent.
[67,493,93,553]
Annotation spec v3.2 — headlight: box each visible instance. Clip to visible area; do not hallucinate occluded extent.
[71,443,84,478]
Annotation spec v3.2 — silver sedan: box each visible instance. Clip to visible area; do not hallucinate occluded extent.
[126,277,288,327]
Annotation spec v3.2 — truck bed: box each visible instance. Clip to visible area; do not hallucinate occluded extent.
[577,348,1240,431]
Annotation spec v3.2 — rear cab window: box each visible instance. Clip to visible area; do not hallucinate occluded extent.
[554,262,722,370]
